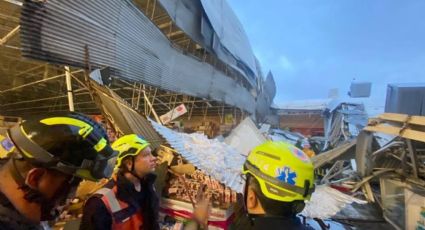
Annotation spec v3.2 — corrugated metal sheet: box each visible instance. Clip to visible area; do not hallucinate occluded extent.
[157,0,207,49]
[158,0,258,87]
[385,83,425,115]
[149,118,245,193]
[20,0,256,114]
[93,84,165,149]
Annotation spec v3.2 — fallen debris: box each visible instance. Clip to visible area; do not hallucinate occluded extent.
[301,185,367,219]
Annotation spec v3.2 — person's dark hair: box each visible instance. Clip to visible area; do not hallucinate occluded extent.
[248,176,305,217]
[119,155,133,170]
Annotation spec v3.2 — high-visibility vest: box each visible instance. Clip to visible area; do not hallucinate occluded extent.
[96,186,144,230]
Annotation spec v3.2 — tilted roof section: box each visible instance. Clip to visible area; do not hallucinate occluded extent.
[158,0,258,87]
[19,0,257,113]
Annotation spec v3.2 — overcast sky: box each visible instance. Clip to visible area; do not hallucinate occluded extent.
[227,0,425,108]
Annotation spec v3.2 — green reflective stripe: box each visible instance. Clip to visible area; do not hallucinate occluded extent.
[94,138,107,152]
[245,161,311,196]
[40,117,95,139]
[78,125,93,139]
[40,117,89,128]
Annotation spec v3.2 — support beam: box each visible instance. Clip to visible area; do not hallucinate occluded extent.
[136,83,143,110]
[158,21,172,29]
[0,13,20,23]
[150,0,156,20]
[153,97,170,110]
[143,89,161,124]
[188,97,195,120]
[2,0,23,6]
[0,25,20,46]
[168,30,184,38]
[65,66,75,111]
[0,89,88,107]
[13,65,54,78]
[2,100,95,112]
[2,44,20,50]
[0,71,78,94]
[147,88,157,117]
[406,139,419,178]
[131,82,137,107]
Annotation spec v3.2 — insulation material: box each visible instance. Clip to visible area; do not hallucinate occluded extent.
[301,185,367,219]
[149,119,246,193]
[224,117,266,156]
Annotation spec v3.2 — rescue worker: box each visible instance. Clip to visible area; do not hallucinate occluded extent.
[242,141,315,229]
[80,134,160,230]
[0,112,117,230]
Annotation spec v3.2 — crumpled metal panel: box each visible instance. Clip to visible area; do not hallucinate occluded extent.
[264,71,276,100]
[157,0,208,49]
[312,140,356,169]
[20,0,256,114]
[158,0,258,87]
[200,0,257,84]
[93,84,165,150]
[355,131,375,177]
[255,72,276,120]
[149,118,246,193]
[385,83,425,116]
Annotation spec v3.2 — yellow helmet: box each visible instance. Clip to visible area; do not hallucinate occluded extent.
[112,134,150,169]
[242,141,315,202]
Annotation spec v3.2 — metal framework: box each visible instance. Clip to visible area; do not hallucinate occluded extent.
[0,0,247,125]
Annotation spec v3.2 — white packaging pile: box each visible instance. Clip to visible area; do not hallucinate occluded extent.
[150,119,246,193]
[301,185,367,219]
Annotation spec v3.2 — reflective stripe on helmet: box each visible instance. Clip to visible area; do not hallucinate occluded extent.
[79,125,94,139]
[244,160,314,197]
[94,138,107,152]
[41,117,95,140]
[112,134,150,169]
[40,117,90,129]
[243,141,315,202]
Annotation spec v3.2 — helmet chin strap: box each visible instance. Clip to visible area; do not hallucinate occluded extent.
[124,156,144,182]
